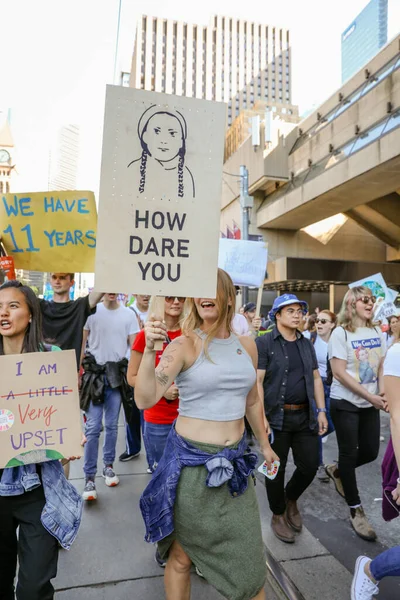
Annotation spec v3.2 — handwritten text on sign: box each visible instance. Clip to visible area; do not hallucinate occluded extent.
[218,239,268,287]
[0,350,82,468]
[0,191,97,272]
[95,87,226,297]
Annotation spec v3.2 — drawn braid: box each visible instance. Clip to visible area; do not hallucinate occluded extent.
[139,150,148,194]
[178,154,184,197]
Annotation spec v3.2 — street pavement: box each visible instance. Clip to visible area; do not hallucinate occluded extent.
[53,412,400,599]
[54,420,279,600]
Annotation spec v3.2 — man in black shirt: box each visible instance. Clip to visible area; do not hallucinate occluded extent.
[256,294,328,544]
[40,273,103,368]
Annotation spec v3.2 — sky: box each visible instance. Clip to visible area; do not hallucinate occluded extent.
[1,0,399,196]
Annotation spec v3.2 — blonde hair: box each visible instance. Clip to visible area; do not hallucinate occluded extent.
[337,286,375,332]
[182,268,236,359]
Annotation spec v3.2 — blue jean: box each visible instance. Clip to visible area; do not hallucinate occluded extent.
[125,395,142,456]
[143,421,173,471]
[370,545,400,580]
[84,383,121,478]
[317,380,335,466]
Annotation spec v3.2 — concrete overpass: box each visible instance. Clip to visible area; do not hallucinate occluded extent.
[221,35,400,269]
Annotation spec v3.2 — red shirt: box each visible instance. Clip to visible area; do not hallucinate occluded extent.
[132,329,181,424]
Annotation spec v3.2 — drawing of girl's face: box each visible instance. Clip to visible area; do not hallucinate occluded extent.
[143,113,183,162]
[358,348,369,362]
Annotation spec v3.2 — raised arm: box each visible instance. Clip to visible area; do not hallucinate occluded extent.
[134,317,186,409]
[88,291,104,309]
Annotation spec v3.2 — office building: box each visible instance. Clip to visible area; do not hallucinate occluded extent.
[342,0,388,82]
[48,124,80,190]
[131,14,297,125]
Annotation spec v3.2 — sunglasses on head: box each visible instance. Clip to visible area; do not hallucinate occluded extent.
[316,318,331,324]
[356,295,376,305]
[165,296,186,303]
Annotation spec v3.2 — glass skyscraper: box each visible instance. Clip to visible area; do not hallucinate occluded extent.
[341,0,388,82]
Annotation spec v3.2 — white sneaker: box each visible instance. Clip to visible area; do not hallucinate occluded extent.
[82,479,97,501]
[102,465,119,487]
[351,556,379,600]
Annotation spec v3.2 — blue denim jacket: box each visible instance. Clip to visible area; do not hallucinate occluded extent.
[140,425,257,544]
[0,461,83,550]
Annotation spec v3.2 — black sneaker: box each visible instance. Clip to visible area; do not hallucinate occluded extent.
[119,451,140,462]
[155,549,167,568]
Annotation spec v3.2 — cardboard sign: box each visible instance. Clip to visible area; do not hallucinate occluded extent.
[218,239,268,287]
[349,272,398,321]
[95,86,226,296]
[0,191,97,272]
[0,350,82,468]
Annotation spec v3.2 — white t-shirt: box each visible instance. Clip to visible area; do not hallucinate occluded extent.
[314,335,328,379]
[384,342,400,377]
[130,301,149,329]
[303,330,311,340]
[328,326,386,407]
[84,304,140,365]
[232,314,249,336]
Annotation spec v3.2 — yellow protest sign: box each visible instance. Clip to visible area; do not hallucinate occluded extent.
[0,350,82,468]
[0,191,97,272]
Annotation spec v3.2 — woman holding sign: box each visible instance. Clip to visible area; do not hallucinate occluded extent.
[135,269,278,600]
[0,280,83,600]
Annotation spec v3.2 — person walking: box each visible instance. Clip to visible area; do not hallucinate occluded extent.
[119,294,152,462]
[80,293,140,501]
[40,273,103,369]
[351,329,400,599]
[327,286,386,541]
[385,314,398,348]
[310,310,337,482]
[256,294,328,544]
[0,280,83,600]
[128,295,185,473]
[135,269,278,600]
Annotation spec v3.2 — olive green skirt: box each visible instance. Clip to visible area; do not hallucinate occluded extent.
[158,438,266,600]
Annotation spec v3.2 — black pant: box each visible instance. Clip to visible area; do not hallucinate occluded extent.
[266,410,319,515]
[0,486,58,600]
[330,398,380,506]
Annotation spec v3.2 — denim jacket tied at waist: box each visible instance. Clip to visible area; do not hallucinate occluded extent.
[0,460,83,550]
[140,425,257,544]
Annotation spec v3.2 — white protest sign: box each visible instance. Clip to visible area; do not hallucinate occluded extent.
[348,272,397,321]
[0,350,82,468]
[218,239,268,287]
[94,86,226,297]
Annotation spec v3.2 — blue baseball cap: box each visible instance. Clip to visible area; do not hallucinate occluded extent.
[268,294,308,322]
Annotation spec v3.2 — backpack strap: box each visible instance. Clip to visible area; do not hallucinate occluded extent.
[310,331,317,345]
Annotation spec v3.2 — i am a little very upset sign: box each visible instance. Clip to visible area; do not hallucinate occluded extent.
[0,350,82,468]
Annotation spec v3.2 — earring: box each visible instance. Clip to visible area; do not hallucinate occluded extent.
[29,317,32,323]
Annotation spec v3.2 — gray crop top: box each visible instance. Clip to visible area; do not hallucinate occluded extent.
[175,329,256,421]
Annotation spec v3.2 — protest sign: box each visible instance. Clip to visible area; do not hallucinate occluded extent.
[95,86,226,297]
[0,191,97,272]
[218,239,268,287]
[349,272,398,321]
[0,350,82,468]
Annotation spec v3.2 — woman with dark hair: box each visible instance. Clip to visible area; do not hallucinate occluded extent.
[327,286,386,541]
[0,280,83,599]
[386,314,399,348]
[127,105,195,199]
[135,269,278,600]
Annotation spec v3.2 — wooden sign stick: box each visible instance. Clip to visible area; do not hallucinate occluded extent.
[255,286,264,318]
[153,296,166,351]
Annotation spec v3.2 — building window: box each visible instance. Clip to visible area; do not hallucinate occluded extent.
[6,181,9,193]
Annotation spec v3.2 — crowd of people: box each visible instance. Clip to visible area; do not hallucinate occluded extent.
[0,270,399,600]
